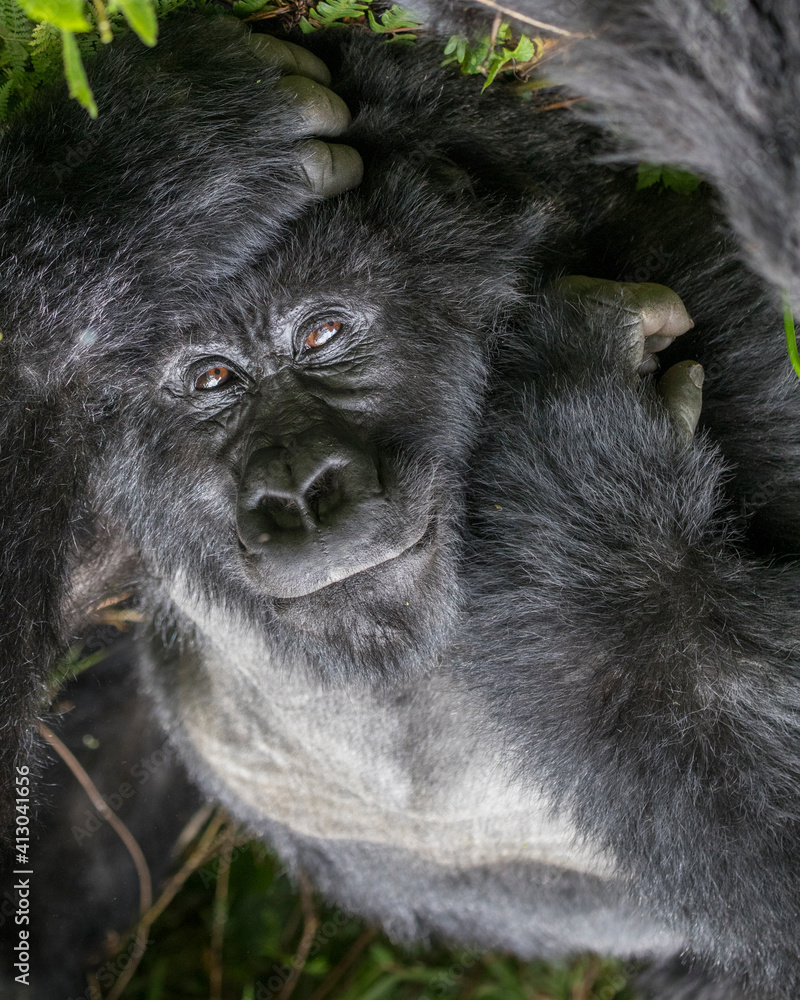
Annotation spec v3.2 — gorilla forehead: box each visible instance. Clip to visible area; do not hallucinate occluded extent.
[163,184,526,343]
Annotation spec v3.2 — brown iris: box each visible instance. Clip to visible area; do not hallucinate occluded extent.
[304,320,342,350]
[195,365,231,390]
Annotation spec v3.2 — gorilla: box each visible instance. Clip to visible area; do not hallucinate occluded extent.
[1,2,799,997]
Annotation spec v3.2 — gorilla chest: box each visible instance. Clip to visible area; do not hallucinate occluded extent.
[173,639,613,878]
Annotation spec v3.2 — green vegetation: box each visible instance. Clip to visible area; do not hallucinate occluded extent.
[635,162,701,195]
[442,22,550,91]
[95,813,638,999]
[0,0,548,118]
[783,292,800,381]
[0,0,190,116]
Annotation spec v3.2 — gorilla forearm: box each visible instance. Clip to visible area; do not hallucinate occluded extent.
[471,324,800,987]
[557,0,800,307]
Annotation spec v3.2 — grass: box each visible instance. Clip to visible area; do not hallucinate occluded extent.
[105,818,639,1000]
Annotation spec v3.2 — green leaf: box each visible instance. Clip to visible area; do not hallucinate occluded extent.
[481,51,505,89]
[304,956,330,975]
[61,27,96,115]
[310,0,366,23]
[30,19,62,77]
[351,974,405,1000]
[0,38,29,72]
[0,76,18,117]
[782,291,800,382]
[0,0,33,38]
[368,942,396,966]
[506,33,535,62]
[660,165,701,194]
[0,0,34,81]
[636,161,665,190]
[18,0,90,31]
[637,162,701,194]
[442,33,461,56]
[298,15,314,31]
[372,4,420,31]
[113,0,157,45]
[232,0,266,14]
[365,9,385,31]
[465,38,489,72]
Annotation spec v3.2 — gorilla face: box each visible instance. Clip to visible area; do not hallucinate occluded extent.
[93,186,519,678]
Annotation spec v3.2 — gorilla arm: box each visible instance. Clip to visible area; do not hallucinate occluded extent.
[470,289,800,995]
[0,19,361,832]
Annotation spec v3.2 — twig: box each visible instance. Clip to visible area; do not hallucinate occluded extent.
[307,927,378,1000]
[103,809,229,1000]
[209,827,235,1000]
[139,809,228,930]
[536,95,587,111]
[172,802,216,858]
[488,11,502,49]
[39,722,152,916]
[245,6,292,19]
[278,900,303,952]
[104,925,149,1000]
[276,874,319,1000]
[467,0,581,36]
[571,956,601,1000]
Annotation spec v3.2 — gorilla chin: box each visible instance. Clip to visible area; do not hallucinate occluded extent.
[263,515,460,683]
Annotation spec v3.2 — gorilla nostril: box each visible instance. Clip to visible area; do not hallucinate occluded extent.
[305,466,344,523]
[236,439,378,555]
[257,495,306,533]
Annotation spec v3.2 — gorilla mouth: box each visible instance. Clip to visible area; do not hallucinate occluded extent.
[239,506,435,599]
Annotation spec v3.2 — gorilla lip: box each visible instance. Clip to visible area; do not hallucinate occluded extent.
[238,508,434,599]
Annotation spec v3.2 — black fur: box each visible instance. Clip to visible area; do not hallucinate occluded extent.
[2,6,800,997]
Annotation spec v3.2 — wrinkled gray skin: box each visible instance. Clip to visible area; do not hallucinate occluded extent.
[2,8,800,1000]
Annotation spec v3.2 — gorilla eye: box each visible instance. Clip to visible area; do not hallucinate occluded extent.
[195,365,232,390]
[303,320,342,351]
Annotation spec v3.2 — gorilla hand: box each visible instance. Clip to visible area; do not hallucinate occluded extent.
[553,276,694,376]
[553,275,702,440]
[247,34,363,197]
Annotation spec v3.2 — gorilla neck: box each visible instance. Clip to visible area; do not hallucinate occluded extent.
[140,587,616,881]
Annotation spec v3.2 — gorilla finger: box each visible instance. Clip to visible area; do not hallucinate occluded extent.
[246,34,332,87]
[298,140,364,197]
[625,282,695,339]
[643,333,677,354]
[276,75,352,137]
[657,361,704,443]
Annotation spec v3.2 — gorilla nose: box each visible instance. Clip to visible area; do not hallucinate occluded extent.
[237,441,372,542]
[236,431,422,598]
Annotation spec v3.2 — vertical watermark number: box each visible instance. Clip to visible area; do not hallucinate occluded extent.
[12,765,32,986]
